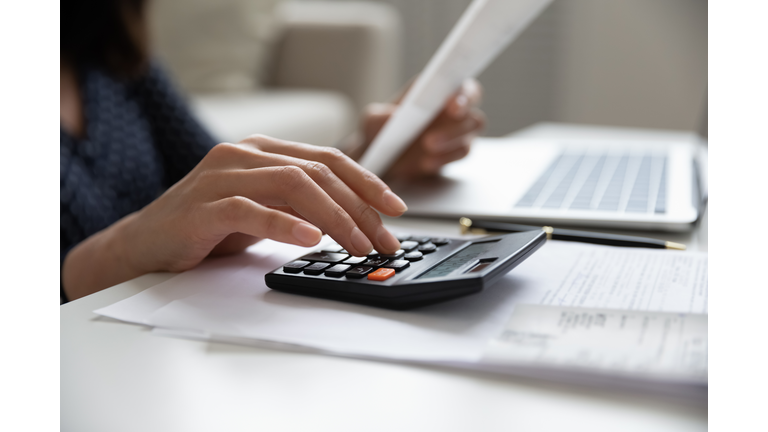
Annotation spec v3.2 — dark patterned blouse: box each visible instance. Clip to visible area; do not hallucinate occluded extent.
[60,63,217,302]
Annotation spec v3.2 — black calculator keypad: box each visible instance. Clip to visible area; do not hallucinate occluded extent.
[303,262,331,275]
[324,264,351,277]
[283,260,310,273]
[395,233,412,242]
[383,260,410,271]
[288,238,451,279]
[286,238,450,280]
[345,266,373,278]
[301,252,349,263]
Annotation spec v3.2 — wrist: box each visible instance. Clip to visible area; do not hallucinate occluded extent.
[61,211,148,301]
[109,210,154,277]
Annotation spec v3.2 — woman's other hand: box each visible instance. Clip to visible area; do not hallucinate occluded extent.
[361,78,485,179]
[62,135,407,300]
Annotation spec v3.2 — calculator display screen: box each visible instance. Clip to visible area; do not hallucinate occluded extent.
[417,241,498,279]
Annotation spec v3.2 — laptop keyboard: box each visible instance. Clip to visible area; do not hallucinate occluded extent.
[515,153,668,213]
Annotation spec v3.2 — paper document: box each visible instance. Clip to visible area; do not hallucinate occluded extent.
[96,238,707,370]
[538,244,708,313]
[359,0,553,176]
[484,304,707,382]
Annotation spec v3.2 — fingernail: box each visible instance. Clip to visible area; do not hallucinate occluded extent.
[293,223,322,246]
[383,189,408,213]
[350,226,373,256]
[454,94,468,117]
[377,225,401,253]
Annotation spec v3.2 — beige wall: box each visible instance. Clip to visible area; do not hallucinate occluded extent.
[555,0,707,132]
[301,0,707,136]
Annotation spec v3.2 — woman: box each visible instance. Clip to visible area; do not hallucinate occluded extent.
[60,0,485,302]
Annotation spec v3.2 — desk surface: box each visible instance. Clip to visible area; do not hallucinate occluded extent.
[61,124,708,431]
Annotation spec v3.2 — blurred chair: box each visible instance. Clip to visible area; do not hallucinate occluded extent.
[149,0,403,147]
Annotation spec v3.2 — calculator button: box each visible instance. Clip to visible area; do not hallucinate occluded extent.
[404,251,423,261]
[430,237,450,246]
[395,233,412,242]
[321,244,345,253]
[324,264,351,277]
[367,249,380,258]
[345,266,373,278]
[418,243,437,254]
[283,260,310,273]
[415,236,432,244]
[399,241,419,251]
[362,257,389,267]
[300,252,349,263]
[343,256,367,265]
[383,260,410,271]
[303,262,331,275]
[379,249,404,259]
[368,268,396,281]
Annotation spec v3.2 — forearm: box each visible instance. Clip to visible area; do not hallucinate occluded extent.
[62,212,145,301]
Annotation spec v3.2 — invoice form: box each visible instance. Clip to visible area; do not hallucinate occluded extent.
[484,304,707,381]
[537,246,708,313]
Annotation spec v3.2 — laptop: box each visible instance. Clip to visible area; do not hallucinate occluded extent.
[388,125,707,232]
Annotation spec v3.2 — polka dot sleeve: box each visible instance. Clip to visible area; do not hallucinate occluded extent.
[132,63,218,185]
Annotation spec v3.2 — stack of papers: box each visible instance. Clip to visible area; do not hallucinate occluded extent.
[96,234,707,400]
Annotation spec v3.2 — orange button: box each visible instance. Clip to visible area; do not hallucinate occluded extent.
[367,268,396,281]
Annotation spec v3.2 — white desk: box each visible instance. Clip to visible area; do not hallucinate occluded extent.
[61,124,708,431]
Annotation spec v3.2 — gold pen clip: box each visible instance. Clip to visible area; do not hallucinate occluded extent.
[460,217,553,239]
[459,217,488,235]
[664,241,687,250]
[542,226,553,240]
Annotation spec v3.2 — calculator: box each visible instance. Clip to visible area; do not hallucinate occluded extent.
[265,230,547,309]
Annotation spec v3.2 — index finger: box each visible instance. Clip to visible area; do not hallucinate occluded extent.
[240,135,408,217]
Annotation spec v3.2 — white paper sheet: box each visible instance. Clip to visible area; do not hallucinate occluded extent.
[484,304,707,382]
[95,238,708,366]
[358,0,553,175]
[537,244,708,313]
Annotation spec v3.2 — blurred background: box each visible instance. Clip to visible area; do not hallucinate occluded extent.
[148,0,707,147]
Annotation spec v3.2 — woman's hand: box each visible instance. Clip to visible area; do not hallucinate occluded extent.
[358,79,485,179]
[62,135,407,300]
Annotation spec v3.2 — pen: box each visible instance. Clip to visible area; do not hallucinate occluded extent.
[459,218,686,250]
